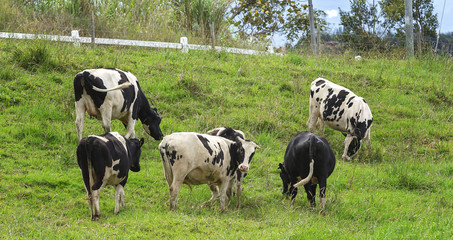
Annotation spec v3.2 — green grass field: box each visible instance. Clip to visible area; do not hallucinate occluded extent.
[0,39,452,239]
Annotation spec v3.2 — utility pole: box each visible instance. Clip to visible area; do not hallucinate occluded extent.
[91,10,95,47]
[308,0,317,55]
[405,0,414,58]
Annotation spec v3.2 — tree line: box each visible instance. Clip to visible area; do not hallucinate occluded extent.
[0,0,451,54]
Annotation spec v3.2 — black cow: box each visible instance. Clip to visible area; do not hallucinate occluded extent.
[74,68,163,142]
[77,132,144,220]
[278,131,335,213]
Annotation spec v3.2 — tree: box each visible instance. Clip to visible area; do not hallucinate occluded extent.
[339,0,387,50]
[282,9,326,45]
[380,0,438,38]
[229,0,305,39]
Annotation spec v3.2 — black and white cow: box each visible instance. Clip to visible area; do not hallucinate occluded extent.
[278,131,335,213]
[307,78,373,160]
[158,128,260,211]
[207,127,248,208]
[74,68,163,142]
[77,132,144,220]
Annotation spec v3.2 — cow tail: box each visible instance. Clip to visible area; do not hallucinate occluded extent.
[78,139,92,197]
[91,82,132,92]
[293,137,315,188]
[84,137,104,191]
[159,145,174,188]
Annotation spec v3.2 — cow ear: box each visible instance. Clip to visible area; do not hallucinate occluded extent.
[278,163,283,170]
[341,132,348,137]
[139,138,145,147]
[253,141,260,149]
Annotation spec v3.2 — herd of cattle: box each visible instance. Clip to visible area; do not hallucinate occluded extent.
[74,68,373,220]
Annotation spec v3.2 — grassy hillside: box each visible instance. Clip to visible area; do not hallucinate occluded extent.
[0,39,452,239]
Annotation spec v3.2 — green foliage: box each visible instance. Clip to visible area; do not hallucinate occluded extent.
[340,0,439,52]
[172,0,232,44]
[0,39,452,238]
[283,9,327,46]
[340,0,387,51]
[380,0,438,38]
[11,42,54,71]
[230,0,322,42]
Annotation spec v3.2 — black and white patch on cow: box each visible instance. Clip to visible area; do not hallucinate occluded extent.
[158,130,259,211]
[307,77,373,160]
[74,68,163,142]
[278,131,335,214]
[207,127,249,208]
[77,132,144,220]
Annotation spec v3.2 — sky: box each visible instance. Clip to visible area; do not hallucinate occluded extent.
[272,0,452,47]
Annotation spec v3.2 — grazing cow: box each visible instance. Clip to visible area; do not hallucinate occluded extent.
[278,131,335,214]
[307,78,373,160]
[74,68,163,142]
[158,128,260,211]
[77,132,144,220]
[207,127,248,208]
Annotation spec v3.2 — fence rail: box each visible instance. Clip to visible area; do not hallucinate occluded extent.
[0,30,281,56]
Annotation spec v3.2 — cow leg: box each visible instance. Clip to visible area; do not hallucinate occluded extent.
[318,178,327,214]
[201,184,219,208]
[100,107,112,133]
[290,187,298,205]
[342,136,353,161]
[307,102,321,133]
[364,128,372,151]
[225,180,234,203]
[91,189,101,221]
[218,181,230,212]
[304,184,316,208]
[75,102,85,142]
[124,117,136,139]
[236,180,242,208]
[114,184,125,215]
[169,177,184,211]
[84,192,94,220]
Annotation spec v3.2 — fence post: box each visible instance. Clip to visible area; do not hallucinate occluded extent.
[71,30,80,47]
[267,46,274,54]
[180,37,188,53]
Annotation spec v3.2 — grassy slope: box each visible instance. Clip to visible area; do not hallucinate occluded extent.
[0,39,452,239]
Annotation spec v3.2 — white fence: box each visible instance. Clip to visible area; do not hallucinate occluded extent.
[0,30,282,56]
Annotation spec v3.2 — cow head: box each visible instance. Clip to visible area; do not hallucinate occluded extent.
[236,138,260,173]
[278,163,292,196]
[342,134,361,160]
[128,138,145,172]
[210,127,245,140]
[141,107,164,140]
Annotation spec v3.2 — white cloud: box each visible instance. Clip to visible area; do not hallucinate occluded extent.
[325,9,338,19]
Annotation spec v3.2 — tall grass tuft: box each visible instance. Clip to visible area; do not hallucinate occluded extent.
[12,42,55,71]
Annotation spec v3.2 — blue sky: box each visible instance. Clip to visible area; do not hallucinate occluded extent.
[272,0,452,46]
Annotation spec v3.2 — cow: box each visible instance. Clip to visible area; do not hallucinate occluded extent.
[158,128,260,211]
[74,68,163,142]
[207,127,248,208]
[307,77,373,160]
[278,131,335,214]
[77,132,144,220]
